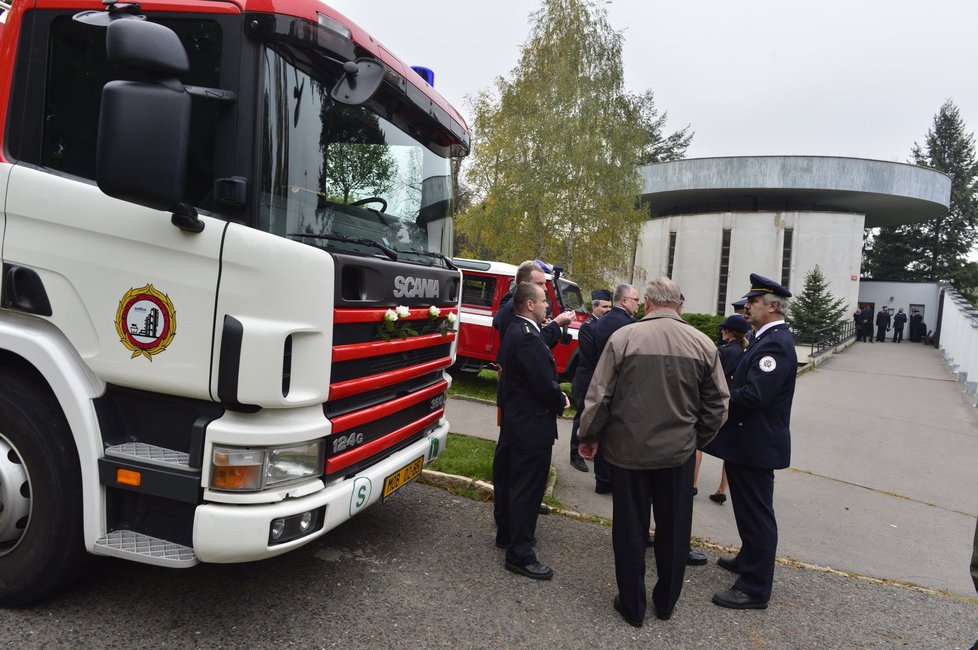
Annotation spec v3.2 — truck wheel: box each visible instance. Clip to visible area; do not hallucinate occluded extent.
[0,371,88,606]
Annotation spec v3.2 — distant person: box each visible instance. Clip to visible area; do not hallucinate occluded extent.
[853,306,863,342]
[492,282,568,580]
[569,289,613,473]
[860,304,874,343]
[875,306,891,342]
[892,308,907,343]
[707,314,750,505]
[909,309,924,342]
[578,278,729,626]
[704,273,797,610]
[589,283,641,494]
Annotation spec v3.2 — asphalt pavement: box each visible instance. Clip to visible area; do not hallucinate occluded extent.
[445,337,978,633]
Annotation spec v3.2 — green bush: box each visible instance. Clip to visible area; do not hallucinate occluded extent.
[681,312,725,344]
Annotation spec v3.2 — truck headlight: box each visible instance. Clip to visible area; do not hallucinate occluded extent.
[211,441,324,491]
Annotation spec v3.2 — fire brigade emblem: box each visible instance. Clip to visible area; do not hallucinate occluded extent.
[115,284,177,361]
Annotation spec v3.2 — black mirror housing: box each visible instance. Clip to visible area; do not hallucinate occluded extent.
[97,81,191,212]
[105,18,189,74]
[96,19,192,212]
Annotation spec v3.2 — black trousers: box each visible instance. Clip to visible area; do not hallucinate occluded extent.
[569,388,584,462]
[492,438,551,566]
[610,454,695,622]
[876,326,887,341]
[893,326,903,342]
[725,460,777,602]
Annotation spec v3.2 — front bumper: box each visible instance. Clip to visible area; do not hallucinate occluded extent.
[192,419,448,563]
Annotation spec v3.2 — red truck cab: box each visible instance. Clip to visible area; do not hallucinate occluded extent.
[452,258,587,381]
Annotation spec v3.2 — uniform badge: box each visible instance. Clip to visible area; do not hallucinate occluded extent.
[115,284,177,361]
[759,355,777,372]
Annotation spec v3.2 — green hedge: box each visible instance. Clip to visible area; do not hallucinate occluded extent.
[636,305,724,344]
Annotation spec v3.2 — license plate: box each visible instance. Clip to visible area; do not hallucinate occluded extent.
[382,456,424,500]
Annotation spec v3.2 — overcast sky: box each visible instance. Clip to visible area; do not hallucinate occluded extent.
[327,0,978,163]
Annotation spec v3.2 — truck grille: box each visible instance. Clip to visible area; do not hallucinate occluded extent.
[325,307,457,476]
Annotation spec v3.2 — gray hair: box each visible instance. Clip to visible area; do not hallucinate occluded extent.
[613,283,635,304]
[644,278,683,308]
[759,292,789,315]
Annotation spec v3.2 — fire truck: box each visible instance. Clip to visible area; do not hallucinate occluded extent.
[0,0,469,604]
[453,258,587,381]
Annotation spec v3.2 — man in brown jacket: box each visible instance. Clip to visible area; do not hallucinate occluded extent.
[578,277,729,627]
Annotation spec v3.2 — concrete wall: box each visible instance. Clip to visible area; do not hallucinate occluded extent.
[857,280,942,324]
[633,210,864,315]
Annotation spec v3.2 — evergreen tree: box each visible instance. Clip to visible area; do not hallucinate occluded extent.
[456,0,691,288]
[787,265,849,342]
[864,99,978,298]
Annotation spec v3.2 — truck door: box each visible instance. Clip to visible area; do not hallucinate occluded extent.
[2,12,229,399]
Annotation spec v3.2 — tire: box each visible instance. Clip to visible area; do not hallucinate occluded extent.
[0,370,88,606]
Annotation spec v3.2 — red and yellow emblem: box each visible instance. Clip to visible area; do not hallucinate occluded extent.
[115,284,177,361]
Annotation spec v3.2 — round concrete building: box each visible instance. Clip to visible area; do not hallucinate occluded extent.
[633,156,951,315]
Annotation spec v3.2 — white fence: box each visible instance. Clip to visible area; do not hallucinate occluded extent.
[937,284,978,406]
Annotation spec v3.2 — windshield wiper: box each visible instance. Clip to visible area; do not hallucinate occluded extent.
[395,249,457,270]
[289,233,398,261]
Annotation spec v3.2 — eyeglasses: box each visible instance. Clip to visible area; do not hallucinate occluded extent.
[624,296,640,302]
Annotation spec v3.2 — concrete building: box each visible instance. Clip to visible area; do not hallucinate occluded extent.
[633,156,951,316]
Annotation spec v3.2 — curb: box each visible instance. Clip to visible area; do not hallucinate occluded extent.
[419,463,558,503]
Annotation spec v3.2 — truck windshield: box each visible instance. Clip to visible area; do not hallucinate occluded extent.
[258,47,454,267]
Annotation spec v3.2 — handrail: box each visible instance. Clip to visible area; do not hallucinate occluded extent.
[792,321,855,358]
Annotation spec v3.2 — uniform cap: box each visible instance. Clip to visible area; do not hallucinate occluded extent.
[591,289,612,302]
[742,273,792,298]
[719,314,750,334]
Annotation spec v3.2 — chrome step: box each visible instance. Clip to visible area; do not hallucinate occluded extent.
[94,530,198,567]
[104,442,191,469]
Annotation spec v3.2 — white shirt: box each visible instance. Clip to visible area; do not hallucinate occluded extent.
[755,319,786,339]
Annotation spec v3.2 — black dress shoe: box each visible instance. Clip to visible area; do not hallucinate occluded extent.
[570,457,589,472]
[712,588,767,610]
[692,487,699,496]
[505,561,553,580]
[709,492,727,504]
[613,596,643,628]
[717,556,740,573]
[686,550,707,566]
[538,504,551,515]
[595,483,612,494]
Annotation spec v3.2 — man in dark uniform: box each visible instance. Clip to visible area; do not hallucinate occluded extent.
[909,309,924,342]
[589,284,640,494]
[492,282,568,580]
[892,308,907,342]
[875,306,891,342]
[569,289,612,473]
[861,304,874,343]
[704,273,797,610]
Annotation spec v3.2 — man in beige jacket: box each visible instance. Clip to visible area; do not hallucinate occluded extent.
[579,277,729,627]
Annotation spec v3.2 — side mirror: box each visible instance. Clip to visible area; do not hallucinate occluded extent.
[331,58,384,106]
[96,20,192,214]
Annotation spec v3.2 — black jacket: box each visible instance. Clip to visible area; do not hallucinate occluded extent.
[703,323,796,470]
[497,317,566,450]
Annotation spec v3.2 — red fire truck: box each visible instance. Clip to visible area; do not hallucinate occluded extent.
[0,0,468,604]
[453,258,587,381]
